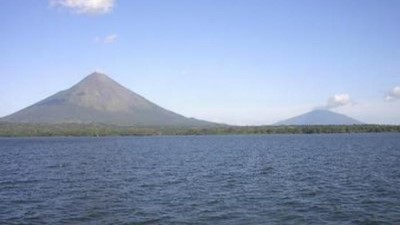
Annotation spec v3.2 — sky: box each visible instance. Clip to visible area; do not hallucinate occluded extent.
[0,0,399,125]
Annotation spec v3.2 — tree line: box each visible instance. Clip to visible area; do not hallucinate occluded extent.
[0,122,399,137]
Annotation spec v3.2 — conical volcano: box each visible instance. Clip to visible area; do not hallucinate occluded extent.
[1,72,215,127]
[275,109,363,125]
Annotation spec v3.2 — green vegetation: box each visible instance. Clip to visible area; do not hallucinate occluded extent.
[0,122,399,137]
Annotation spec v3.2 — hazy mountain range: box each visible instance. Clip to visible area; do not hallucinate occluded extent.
[1,72,364,127]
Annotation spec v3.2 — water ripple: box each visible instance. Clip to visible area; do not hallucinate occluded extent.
[0,134,400,224]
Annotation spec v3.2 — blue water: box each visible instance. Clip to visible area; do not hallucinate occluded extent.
[0,134,399,224]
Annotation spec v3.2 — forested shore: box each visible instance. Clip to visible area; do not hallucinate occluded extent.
[0,122,399,137]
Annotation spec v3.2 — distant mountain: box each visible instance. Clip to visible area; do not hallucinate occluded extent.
[1,72,216,127]
[275,109,363,125]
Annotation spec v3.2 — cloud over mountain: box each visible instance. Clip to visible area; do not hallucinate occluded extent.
[315,94,353,110]
[326,93,352,109]
[51,0,115,14]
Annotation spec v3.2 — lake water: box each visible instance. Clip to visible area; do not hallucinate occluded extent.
[0,134,399,224]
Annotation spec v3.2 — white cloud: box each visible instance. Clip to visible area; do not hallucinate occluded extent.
[95,34,118,44]
[51,0,115,14]
[385,86,400,102]
[324,93,352,109]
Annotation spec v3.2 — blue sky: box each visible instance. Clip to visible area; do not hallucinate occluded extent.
[0,0,399,125]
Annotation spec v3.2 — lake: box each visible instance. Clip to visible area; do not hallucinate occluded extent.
[0,134,399,224]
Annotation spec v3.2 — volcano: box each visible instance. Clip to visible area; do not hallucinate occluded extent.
[1,72,215,127]
[275,109,363,125]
